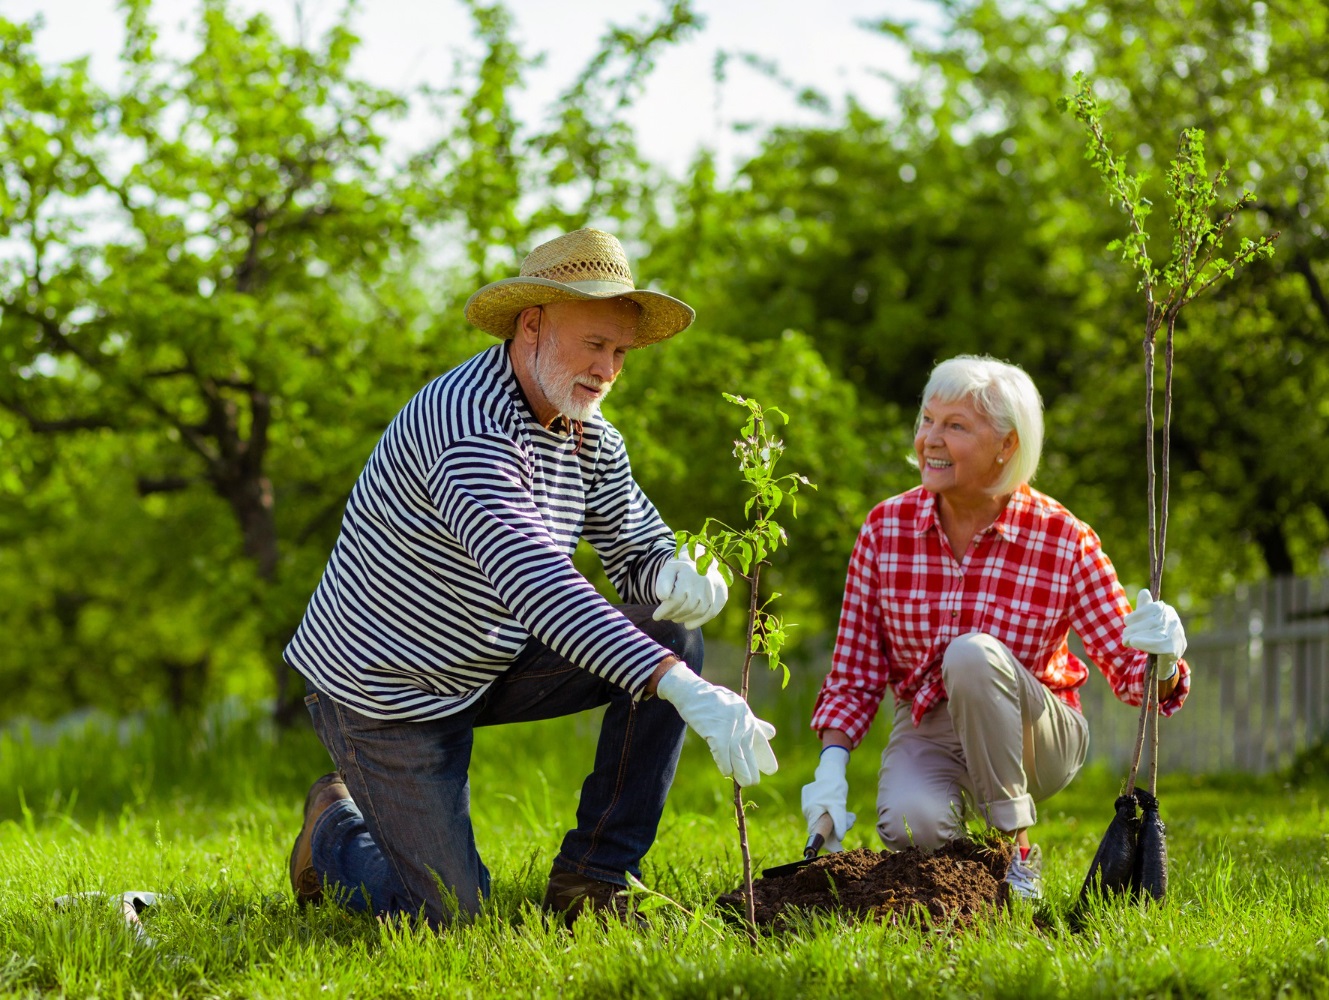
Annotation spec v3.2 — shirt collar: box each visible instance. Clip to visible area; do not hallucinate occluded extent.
[914,484,1030,542]
[991,485,1030,542]
[914,491,939,536]
[500,341,585,445]
[500,341,535,418]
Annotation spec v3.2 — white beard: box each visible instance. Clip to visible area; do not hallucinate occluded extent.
[534,337,613,422]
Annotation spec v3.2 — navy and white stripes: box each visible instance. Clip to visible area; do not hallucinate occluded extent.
[285,343,677,721]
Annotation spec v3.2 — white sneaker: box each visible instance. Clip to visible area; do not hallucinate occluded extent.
[1005,844,1043,900]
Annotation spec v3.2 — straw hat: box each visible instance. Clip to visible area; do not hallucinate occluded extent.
[464,228,695,347]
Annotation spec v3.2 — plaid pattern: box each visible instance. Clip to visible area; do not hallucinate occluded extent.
[811,485,1190,747]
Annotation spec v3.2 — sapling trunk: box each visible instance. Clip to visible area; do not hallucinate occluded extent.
[1127,312,1164,797]
[733,560,763,936]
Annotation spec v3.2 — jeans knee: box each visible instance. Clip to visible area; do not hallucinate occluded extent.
[647,617,705,675]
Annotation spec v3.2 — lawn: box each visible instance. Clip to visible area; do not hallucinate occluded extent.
[1,696,1326,999]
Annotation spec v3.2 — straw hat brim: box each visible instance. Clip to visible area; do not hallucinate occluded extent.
[464,277,695,347]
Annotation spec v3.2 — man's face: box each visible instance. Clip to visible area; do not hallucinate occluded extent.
[532,299,639,422]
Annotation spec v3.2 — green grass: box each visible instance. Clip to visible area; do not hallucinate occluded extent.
[1,700,1327,999]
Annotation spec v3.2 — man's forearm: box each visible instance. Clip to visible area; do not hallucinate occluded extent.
[644,655,681,696]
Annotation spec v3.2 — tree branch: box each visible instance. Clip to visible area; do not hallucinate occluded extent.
[1293,253,1329,331]
[0,399,117,433]
[136,476,195,495]
[242,389,271,478]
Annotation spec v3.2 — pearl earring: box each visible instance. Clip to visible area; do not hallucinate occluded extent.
[997,457,1004,464]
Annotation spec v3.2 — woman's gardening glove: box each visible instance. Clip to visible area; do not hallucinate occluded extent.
[1123,588,1187,681]
[800,746,856,852]
[653,546,728,630]
[655,663,777,786]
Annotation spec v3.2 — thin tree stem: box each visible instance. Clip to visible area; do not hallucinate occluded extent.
[1128,314,1160,795]
[741,563,761,701]
[735,560,763,937]
[1149,312,1178,795]
[1157,312,1175,601]
[732,781,756,943]
[1146,663,1160,796]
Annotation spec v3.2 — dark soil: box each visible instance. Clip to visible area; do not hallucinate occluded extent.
[718,840,1015,929]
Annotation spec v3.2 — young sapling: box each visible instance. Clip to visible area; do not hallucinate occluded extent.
[675,392,815,934]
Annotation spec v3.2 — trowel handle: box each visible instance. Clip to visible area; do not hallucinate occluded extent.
[803,813,836,859]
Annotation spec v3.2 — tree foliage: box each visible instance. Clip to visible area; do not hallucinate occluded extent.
[0,0,707,718]
[2,0,1325,721]
[649,0,1326,606]
[892,0,1329,585]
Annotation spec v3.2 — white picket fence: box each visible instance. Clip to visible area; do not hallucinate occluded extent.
[1078,575,1329,775]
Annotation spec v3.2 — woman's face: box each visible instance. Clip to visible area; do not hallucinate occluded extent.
[914,395,1016,501]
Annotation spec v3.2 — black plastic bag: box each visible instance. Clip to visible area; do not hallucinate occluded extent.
[1131,788,1167,900]
[1078,793,1140,903]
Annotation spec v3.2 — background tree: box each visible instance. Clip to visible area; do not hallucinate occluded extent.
[639,0,1325,618]
[0,0,712,720]
[879,0,1329,589]
[0,2,449,719]
[3,0,1326,722]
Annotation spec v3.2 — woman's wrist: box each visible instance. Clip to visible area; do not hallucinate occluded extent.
[819,728,853,752]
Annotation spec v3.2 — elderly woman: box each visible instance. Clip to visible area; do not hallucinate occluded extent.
[801,355,1191,899]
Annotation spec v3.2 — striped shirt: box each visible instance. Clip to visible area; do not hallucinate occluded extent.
[285,343,678,721]
[810,485,1190,747]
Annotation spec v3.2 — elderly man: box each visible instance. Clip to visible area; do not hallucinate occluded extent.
[284,228,777,927]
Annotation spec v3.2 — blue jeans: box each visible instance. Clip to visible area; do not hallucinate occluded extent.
[303,604,701,926]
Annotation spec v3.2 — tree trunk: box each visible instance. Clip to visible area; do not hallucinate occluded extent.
[232,473,280,583]
[1254,523,1294,577]
[204,385,307,726]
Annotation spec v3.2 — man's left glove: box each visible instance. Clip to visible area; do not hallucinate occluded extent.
[653,546,728,630]
[655,663,777,787]
[1123,588,1187,681]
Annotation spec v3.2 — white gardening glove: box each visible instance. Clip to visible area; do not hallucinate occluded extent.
[1123,588,1187,681]
[655,663,777,786]
[800,746,856,852]
[653,545,728,630]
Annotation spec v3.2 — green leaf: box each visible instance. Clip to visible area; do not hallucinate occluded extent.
[736,542,753,575]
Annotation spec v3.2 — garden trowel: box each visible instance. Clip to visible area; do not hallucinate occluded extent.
[760,813,836,879]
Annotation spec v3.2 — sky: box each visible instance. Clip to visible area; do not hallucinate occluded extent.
[8,0,933,177]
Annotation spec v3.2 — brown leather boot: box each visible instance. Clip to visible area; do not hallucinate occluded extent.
[288,773,350,905]
[542,867,645,927]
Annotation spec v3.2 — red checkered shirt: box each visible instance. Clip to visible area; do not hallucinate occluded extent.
[810,485,1191,747]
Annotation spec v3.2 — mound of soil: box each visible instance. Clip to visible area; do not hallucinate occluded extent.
[719,840,1014,929]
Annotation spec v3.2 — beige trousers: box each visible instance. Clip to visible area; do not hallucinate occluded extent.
[876,632,1090,850]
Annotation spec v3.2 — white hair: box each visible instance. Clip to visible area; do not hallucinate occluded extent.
[918,355,1044,495]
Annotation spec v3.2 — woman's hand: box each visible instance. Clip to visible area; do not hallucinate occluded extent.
[802,750,855,851]
[1123,588,1187,683]
[801,733,856,852]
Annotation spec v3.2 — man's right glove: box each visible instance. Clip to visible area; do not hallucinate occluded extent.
[655,663,778,787]
[653,546,728,630]
[800,746,856,852]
